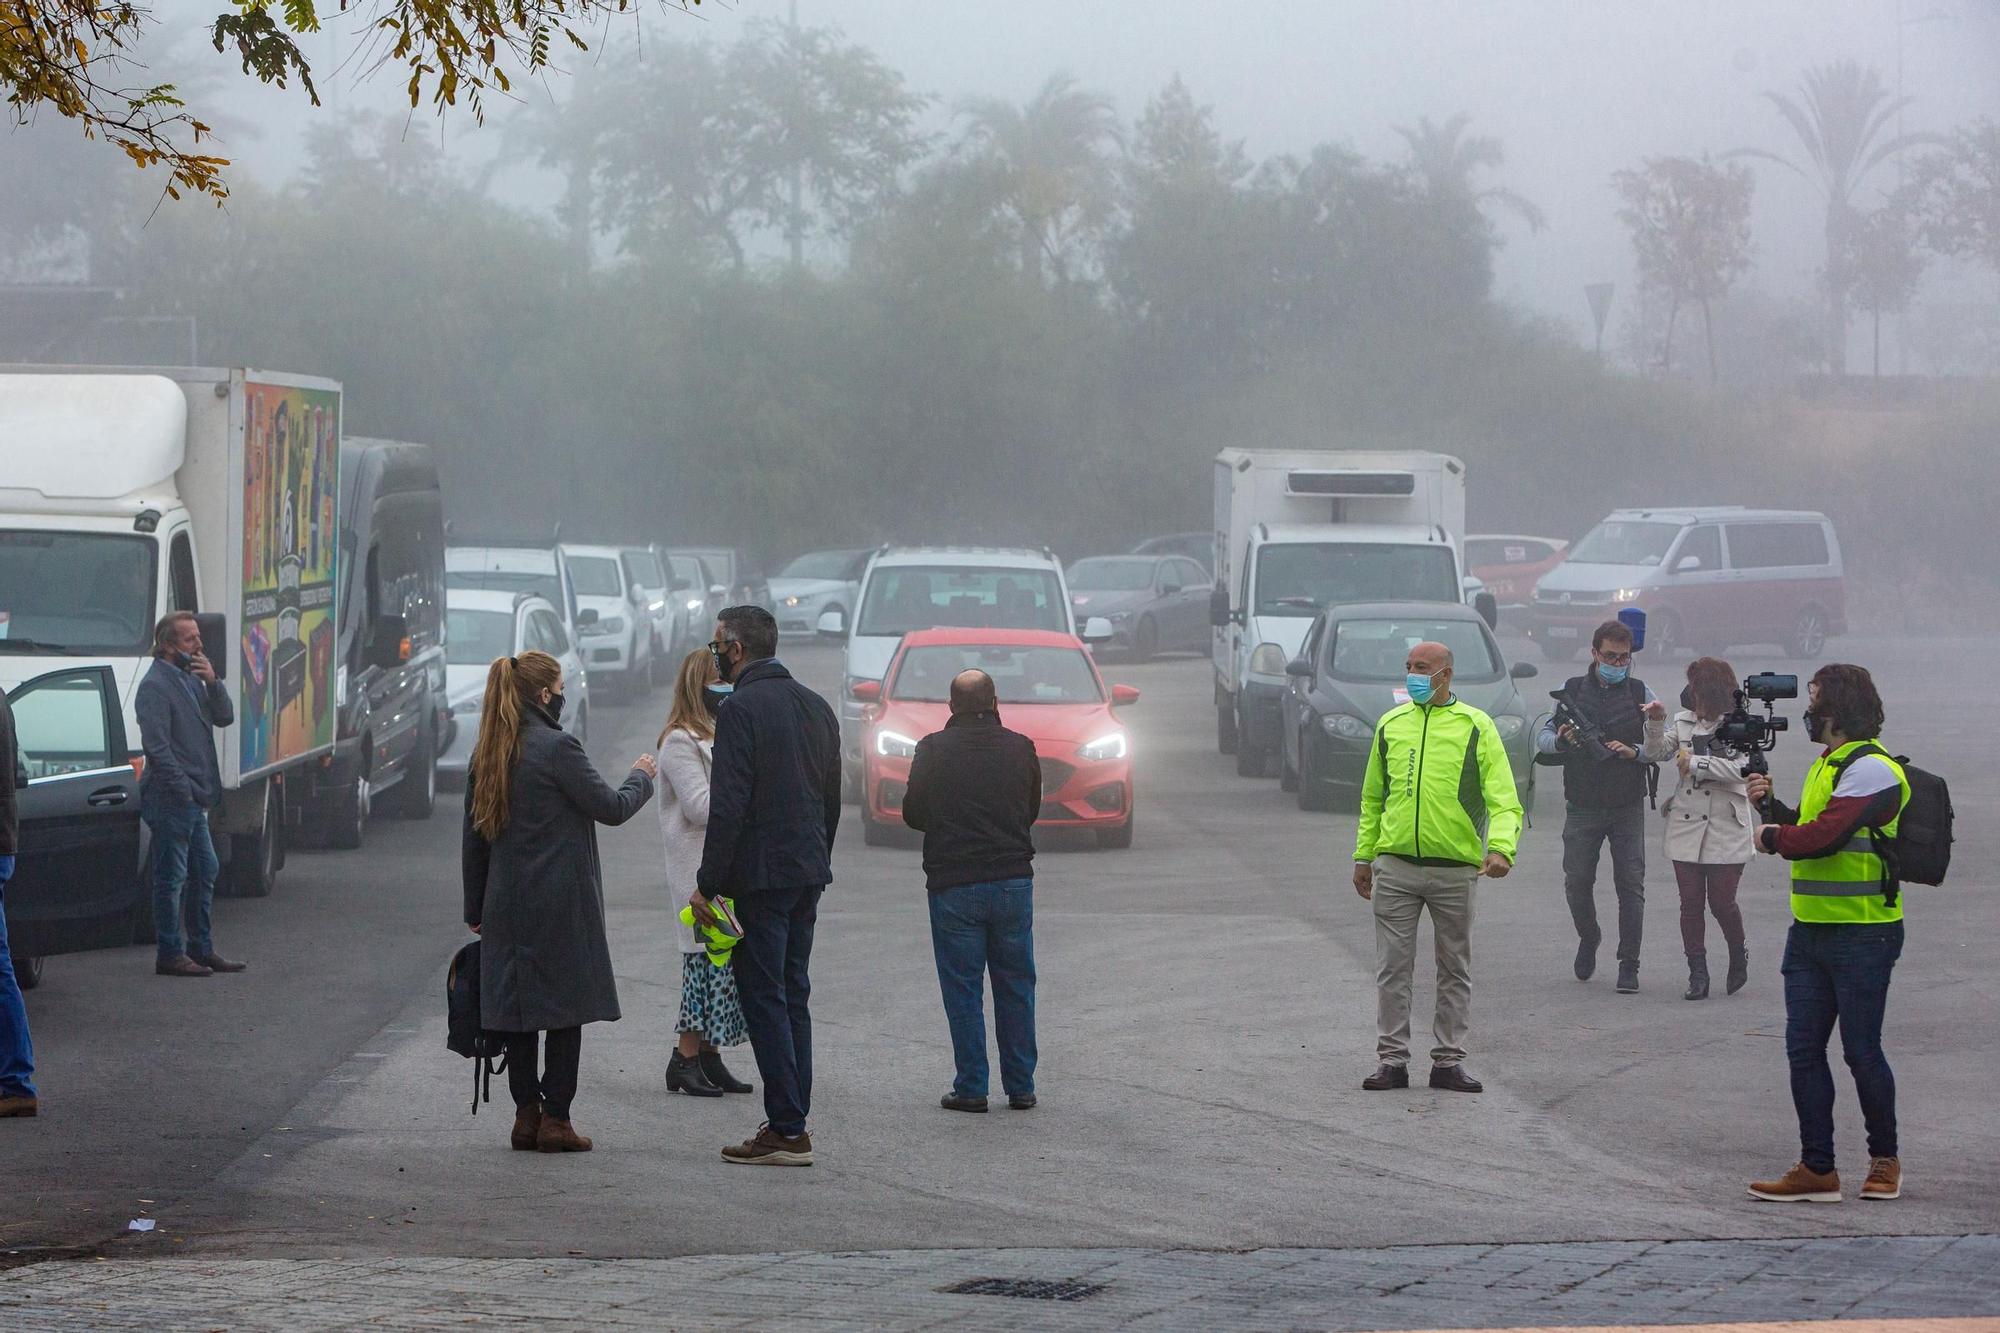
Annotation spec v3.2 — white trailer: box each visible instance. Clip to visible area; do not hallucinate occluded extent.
[0,366,343,898]
[1209,448,1487,776]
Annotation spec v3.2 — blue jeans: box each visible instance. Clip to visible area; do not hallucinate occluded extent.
[731,885,822,1138]
[928,877,1037,1100]
[146,802,218,963]
[0,855,36,1098]
[1783,919,1903,1174]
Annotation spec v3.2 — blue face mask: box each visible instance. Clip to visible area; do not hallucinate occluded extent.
[702,682,733,716]
[1597,661,1629,686]
[1406,670,1440,705]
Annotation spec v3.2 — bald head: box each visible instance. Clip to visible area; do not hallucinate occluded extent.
[1406,640,1454,703]
[949,669,998,715]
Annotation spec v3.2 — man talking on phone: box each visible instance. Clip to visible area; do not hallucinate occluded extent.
[137,612,246,978]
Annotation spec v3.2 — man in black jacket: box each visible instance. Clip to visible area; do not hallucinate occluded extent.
[1,686,38,1117]
[902,669,1043,1113]
[694,606,841,1166]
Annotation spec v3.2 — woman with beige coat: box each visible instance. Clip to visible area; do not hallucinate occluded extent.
[1663,656,1755,1001]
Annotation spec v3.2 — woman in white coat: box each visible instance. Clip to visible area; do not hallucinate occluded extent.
[657,649,753,1098]
[1663,656,1755,1001]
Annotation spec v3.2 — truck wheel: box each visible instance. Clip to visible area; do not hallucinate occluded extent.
[224,784,282,898]
[1234,704,1270,778]
[1216,699,1239,756]
[381,726,436,820]
[15,956,43,990]
[321,761,370,849]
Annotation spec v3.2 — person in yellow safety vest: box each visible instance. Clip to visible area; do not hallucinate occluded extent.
[1353,640,1523,1096]
[1743,664,1909,1205]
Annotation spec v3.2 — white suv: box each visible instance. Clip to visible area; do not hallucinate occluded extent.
[819,546,1101,794]
[563,543,656,699]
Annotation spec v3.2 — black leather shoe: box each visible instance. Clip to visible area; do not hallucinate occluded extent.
[1574,932,1600,981]
[1617,960,1640,993]
[1008,1093,1037,1110]
[666,1050,723,1097]
[1429,1064,1484,1094]
[1362,1063,1409,1091]
[940,1093,989,1112]
[699,1050,753,1094]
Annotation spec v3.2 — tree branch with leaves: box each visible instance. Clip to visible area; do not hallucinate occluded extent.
[1613,154,1755,384]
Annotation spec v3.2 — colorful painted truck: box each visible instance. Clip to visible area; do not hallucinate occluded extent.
[0,367,342,956]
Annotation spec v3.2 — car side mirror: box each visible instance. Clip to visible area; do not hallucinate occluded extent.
[1081,616,1114,643]
[576,607,600,627]
[1160,580,1181,596]
[849,679,881,703]
[365,613,410,671]
[1474,591,1499,630]
[1209,587,1233,628]
[194,611,229,680]
[817,609,847,639]
[1284,656,1314,677]
[1510,661,1539,680]
[1110,683,1141,706]
[1675,554,1702,572]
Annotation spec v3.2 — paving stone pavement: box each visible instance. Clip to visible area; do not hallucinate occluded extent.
[1,1234,1996,1330]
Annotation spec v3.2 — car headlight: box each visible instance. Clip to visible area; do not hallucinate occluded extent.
[875,730,918,758]
[1612,588,1643,603]
[783,594,804,608]
[1078,731,1127,761]
[685,597,705,612]
[1248,642,1289,676]
[1321,713,1372,740]
[1494,715,1525,740]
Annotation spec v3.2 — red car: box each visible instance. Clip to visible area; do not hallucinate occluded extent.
[853,628,1140,850]
[1466,534,1569,609]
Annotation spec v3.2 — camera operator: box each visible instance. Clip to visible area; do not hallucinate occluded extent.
[1745,664,1909,1205]
[1536,619,1672,993]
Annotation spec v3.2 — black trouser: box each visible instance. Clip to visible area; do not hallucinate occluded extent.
[501,1027,582,1120]
[1562,800,1646,965]
[732,885,823,1138]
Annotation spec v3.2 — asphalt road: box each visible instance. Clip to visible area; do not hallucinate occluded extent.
[6,631,1996,1262]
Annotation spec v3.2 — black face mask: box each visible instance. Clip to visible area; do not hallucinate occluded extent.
[544,690,566,723]
[1803,705,1826,744]
[712,643,740,684]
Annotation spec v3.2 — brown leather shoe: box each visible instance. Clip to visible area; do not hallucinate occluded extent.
[1860,1156,1902,1200]
[536,1116,593,1153]
[156,954,213,978]
[1748,1162,1842,1202]
[0,1094,37,1118]
[722,1123,814,1166]
[194,953,247,973]
[510,1104,543,1151]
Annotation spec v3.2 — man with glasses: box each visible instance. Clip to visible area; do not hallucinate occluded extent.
[1537,619,1672,992]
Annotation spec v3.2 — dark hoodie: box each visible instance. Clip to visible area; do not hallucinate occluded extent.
[902,711,1042,892]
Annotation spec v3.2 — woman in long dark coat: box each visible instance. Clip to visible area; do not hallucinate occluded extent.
[463,649,655,1153]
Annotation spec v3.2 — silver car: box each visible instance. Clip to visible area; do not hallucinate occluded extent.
[1066,554,1214,660]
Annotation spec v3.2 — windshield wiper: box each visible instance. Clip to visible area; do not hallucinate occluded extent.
[0,637,86,655]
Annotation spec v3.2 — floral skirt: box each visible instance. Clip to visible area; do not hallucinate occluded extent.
[677,953,748,1047]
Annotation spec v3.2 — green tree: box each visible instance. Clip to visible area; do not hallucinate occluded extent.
[1613,155,1755,383]
[1734,59,1940,375]
[1831,207,1925,377]
[1904,120,2000,277]
[956,73,1124,287]
[1395,111,1546,234]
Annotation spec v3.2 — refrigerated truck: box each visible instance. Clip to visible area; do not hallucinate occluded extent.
[0,368,343,945]
[1209,448,1491,777]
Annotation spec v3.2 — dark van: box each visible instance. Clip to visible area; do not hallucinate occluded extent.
[299,438,448,848]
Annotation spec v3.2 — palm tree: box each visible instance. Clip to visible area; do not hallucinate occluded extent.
[1395,112,1546,233]
[1733,59,1940,375]
[956,74,1124,286]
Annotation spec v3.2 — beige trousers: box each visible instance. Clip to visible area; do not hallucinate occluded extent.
[1372,855,1478,1068]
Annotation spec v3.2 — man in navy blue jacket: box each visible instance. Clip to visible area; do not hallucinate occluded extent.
[693,605,840,1166]
[136,612,246,978]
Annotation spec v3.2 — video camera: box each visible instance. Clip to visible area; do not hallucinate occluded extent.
[1548,686,1616,763]
[1714,672,1797,815]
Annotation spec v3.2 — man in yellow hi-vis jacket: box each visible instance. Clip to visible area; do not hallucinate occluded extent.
[1353,640,1523,1094]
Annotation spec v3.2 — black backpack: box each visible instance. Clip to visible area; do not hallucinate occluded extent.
[446,940,509,1113]
[1829,744,1954,899]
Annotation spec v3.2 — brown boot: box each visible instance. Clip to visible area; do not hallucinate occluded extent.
[1860,1156,1902,1200]
[510,1104,543,1151]
[1748,1161,1842,1202]
[0,1094,38,1118]
[536,1116,593,1153]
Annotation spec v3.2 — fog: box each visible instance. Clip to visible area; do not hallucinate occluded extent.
[5,0,2000,622]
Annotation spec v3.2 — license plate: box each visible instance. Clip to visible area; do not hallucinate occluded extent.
[1545,625,1578,639]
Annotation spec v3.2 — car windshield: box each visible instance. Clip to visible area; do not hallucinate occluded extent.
[1569,520,1681,566]
[1253,543,1458,617]
[448,568,560,604]
[669,555,709,588]
[779,551,856,581]
[0,531,158,654]
[446,609,515,665]
[858,566,1066,635]
[568,556,624,597]
[1329,617,1503,684]
[890,644,1102,704]
[1067,558,1155,592]
[620,551,661,587]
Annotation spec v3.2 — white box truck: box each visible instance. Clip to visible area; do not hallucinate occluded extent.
[0,366,343,900]
[1210,448,1491,776]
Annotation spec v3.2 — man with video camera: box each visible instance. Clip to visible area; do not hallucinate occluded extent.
[1536,619,1673,993]
[1744,664,1909,1204]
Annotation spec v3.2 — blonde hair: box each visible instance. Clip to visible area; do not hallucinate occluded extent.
[469,649,563,841]
[657,648,718,747]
